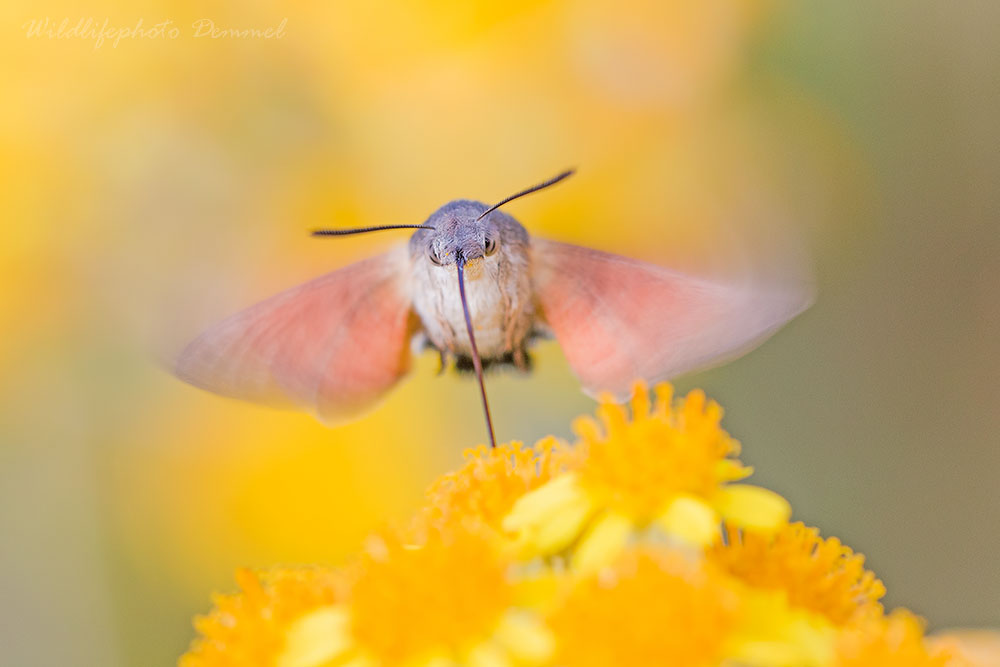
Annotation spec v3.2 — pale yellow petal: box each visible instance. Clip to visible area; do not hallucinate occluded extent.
[714,484,791,532]
[494,611,556,664]
[716,460,754,482]
[656,494,720,546]
[277,606,351,667]
[724,590,835,667]
[730,640,822,667]
[526,491,595,554]
[502,473,581,532]
[571,510,634,574]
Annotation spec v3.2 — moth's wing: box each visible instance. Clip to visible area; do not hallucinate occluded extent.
[532,239,812,399]
[174,246,416,423]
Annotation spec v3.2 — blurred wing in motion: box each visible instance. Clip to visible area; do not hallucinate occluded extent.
[532,239,812,399]
[174,247,416,423]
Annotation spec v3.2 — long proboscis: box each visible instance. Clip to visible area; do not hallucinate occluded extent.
[476,168,575,221]
[456,260,497,449]
[312,224,434,237]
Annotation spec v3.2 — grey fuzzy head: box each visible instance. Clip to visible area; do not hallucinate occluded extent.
[407,199,529,267]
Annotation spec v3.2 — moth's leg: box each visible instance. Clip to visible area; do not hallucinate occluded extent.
[410,331,448,374]
[512,346,535,373]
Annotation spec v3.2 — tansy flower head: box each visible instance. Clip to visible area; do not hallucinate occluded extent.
[180,566,346,667]
[547,546,740,667]
[183,381,977,667]
[835,610,970,667]
[503,383,791,572]
[712,522,886,626]
[285,520,553,667]
[424,439,570,532]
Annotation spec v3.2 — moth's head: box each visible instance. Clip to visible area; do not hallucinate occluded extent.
[313,171,573,262]
[413,200,512,268]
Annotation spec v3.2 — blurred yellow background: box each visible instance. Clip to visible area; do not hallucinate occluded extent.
[1,1,997,664]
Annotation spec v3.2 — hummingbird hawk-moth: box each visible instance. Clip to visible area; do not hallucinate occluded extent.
[175,170,810,447]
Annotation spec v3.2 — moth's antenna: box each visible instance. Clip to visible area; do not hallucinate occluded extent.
[476,169,576,221]
[312,224,434,237]
[456,258,497,449]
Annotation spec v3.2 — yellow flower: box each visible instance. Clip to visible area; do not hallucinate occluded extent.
[503,383,790,572]
[546,546,740,667]
[712,522,886,626]
[281,521,553,667]
[708,522,892,666]
[180,566,347,667]
[835,610,970,667]
[424,439,570,532]
[183,381,970,667]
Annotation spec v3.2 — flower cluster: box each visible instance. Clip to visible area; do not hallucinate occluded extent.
[181,384,977,666]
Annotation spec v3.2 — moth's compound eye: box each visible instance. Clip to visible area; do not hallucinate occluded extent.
[484,237,498,256]
[429,247,445,266]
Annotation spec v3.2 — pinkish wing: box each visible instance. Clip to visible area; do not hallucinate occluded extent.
[532,239,811,399]
[174,247,415,423]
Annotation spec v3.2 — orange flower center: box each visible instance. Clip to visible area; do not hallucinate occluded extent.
[349,525,513,662]
[576,384,744,518]
[181,567,345,667]
[712,522,886,626]
[425,439,570,531]
[548,547,739,667]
